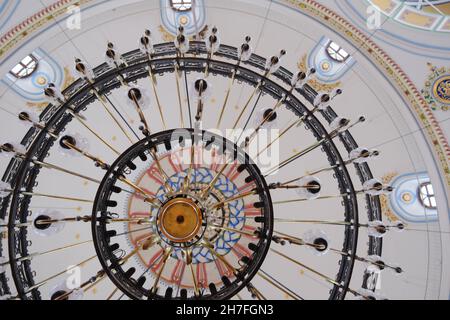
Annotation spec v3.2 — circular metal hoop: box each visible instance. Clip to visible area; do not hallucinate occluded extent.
[92,129,273,300]
[0,41,382,300]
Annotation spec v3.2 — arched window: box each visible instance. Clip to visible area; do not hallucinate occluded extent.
[419,182,437,209]
[326,41,349,62]
[10,54,38,78]
[170,0,192,12]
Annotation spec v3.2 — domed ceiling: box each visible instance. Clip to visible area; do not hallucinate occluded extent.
[0,0,448,300]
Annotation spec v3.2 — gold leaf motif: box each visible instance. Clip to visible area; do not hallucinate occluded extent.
[62,67,75,90]
[380,172,399,222]
[158,25,175,42]
[26,101,48,112]
[158,24,209,42]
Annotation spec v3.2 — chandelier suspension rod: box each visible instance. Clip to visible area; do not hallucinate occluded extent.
[117,175,161,208]
[0,144,102,184]
[0,240,93,266]
[150,247,173,295]
[130,91,151,135]
[72,113,121,155]
[210,189,258,209]
[149,148,175,194]
[216,61,240,128]
[23,254,98,294]
[145,52,167,129]
[186,248,200,297]
[263,117,365,176]
[257,270,302,300]
[89,85,135,144]
[208,224,258,238]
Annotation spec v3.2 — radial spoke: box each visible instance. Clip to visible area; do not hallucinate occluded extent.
[199,161,229,200]
[208,223,257,238]
[273,218,352,227]
[20,191,93,203]
[117,175,161,208]
[210,189,257,209]
[216,68,238,128]
[150,247,173,295]
[1,240,93,266]
[55,235,156,300]
[145,52,166,129]
[91,88,135,144]
[258,270,303,300]
[24,254,98,294]
[256,117,303,158]
[270,248,340,287]
[186,248,200,297]
[73,114,121,155]
[247,283,266,300]
[174,62,186,128]
[35,159,101,183]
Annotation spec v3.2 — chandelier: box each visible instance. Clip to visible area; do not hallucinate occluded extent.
[0,26,405,300]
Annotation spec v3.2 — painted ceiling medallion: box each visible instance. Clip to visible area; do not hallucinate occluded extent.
[422,63,450,111]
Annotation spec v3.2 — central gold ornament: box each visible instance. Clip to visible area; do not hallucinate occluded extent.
[157,198,203,243]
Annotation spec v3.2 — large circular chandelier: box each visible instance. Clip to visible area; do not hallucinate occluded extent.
[0,26,405,300]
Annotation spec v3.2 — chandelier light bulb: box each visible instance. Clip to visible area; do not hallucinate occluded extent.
[392,220,406,233]
[58,133,89,157]
[313,92,331,110]
[238,36,253,61]
[367,220,387,238]
[139,29,154,55]
[329,117,350,132]
[291,71,307,88]
[175,26,190,54]
[265,49,286,74]
[206,26,220,54]
[350,147,379,164]
[365,255,385,273]
[295,176,321,199]
[105,42,126,68]
[1,142,26,158]
[363,178,392,196]
[127,86,151,110]
[74,58,95,82]
[32,210,66,237]
[330,88,343,101]
[303,229,330,256]
[252,108,279,130]
[50,281,84,300]
[17,109,42,129]
[0,181,12,198]
[44,83,66,105]
[191,78,211,103]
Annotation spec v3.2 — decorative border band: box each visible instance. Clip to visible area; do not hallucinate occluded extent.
[0,0,92,58]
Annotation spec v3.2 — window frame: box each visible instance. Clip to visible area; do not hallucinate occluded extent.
[170,0,193,12]
[9,54,39,79]
[325,41,350,63]
[418,182,437,209]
